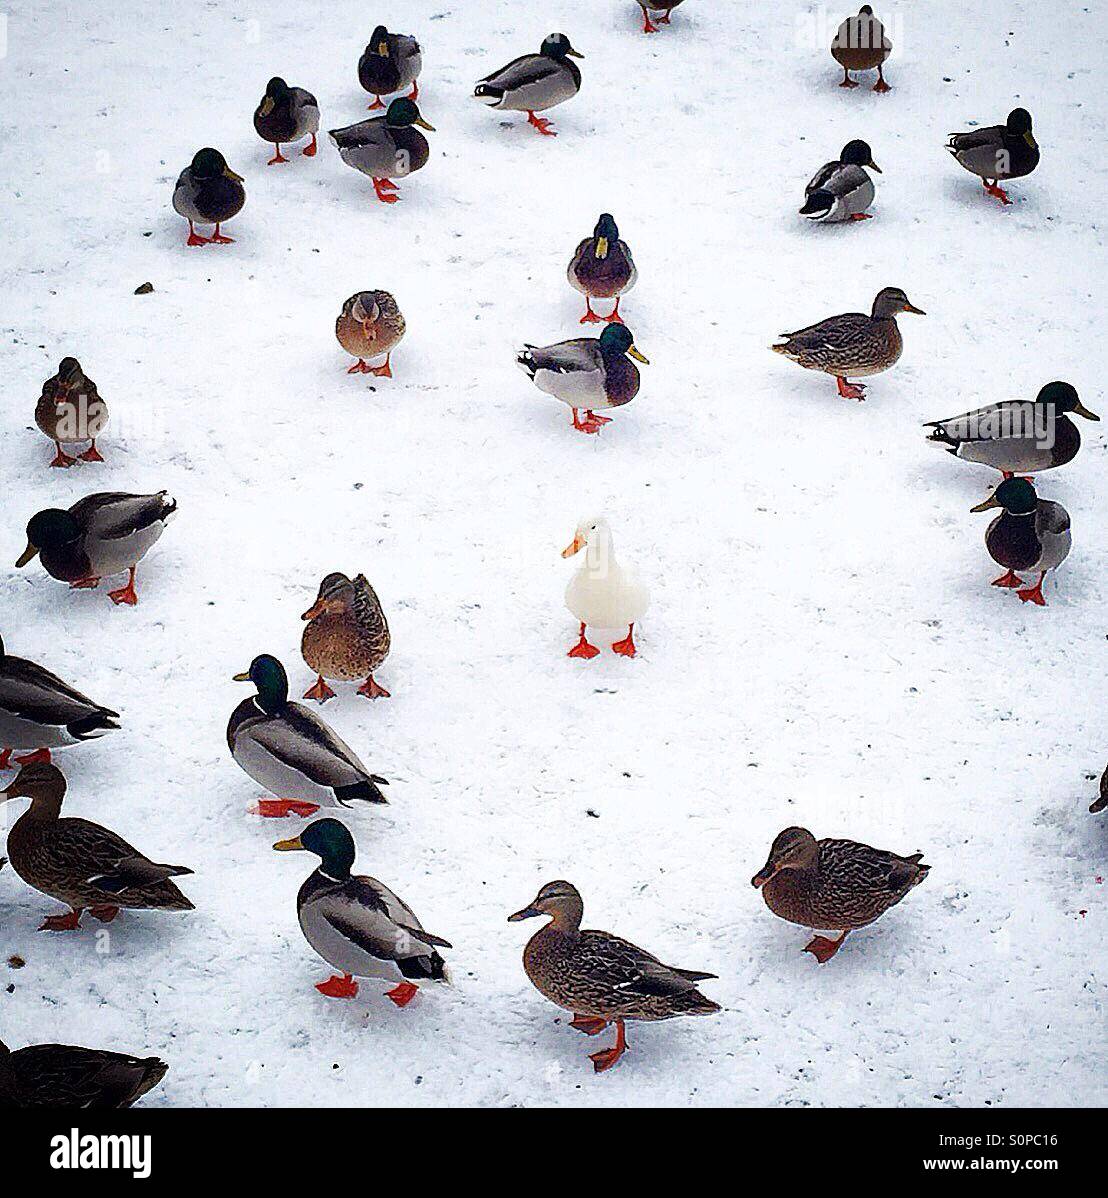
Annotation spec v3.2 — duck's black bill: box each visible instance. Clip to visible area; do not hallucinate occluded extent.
[751,867,774,888]
[507,905,540,922]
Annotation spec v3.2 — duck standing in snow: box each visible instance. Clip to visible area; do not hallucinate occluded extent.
[518,324,648,434]
[753,828,929,962]
[229,654,389,818]
[274,818,450,1004]
[329,98,434,204]
[925,382,1098,478]
[0,634,119,769]
[172,148,245,245]
[831,5,892,91]
[772,286,924,400]
[562,517,650,659]
[358,26,422,109]
[253,76,320,164]
[0,1039,168,1109]
[301,572,391,702]
[0,762,193,931]
[800,139,880,223]
[971,477,1071,606]
[16,491,176,606]
[568,214,637,324]
[1091,765,1107,814]
[947,109,1039,205]
[474,33,583,137]
[509,881,719,1073]
[335,291,405,375]
[35,357,108,468]
[637,1,684,33]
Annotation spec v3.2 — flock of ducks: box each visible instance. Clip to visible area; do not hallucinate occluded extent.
[2,5,1101,1106]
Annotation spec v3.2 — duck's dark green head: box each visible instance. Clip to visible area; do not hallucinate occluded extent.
[598,323,649,364]
[541,33,584,60]
[233,654,289,713]
[972,476,1037,515]
[841,139,880,171]
[1007,108,1033,135]
[593,213,619,256]
[385,98,435,132]
[17,508,79,567]
[369,25,390,55]
[274,817,356,878]
[265,76,290,99]
[1036,381,1098,421]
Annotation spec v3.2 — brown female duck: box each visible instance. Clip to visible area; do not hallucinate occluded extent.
[301,572,391,703]
[0,763,193,930]
[831,5,892,91]
[508,881,719,1073]
[0,1039,168,1109]
[753,827,929,962]
[772,286,924,400]
[35,357,107,468]
[335,290,405,376]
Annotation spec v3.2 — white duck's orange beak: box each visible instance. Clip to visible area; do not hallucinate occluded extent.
[561,533,585,558]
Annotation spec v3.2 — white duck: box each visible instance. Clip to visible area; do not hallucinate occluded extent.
[561,518,649,659]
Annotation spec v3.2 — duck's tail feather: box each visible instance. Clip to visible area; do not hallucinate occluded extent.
[337,776,389,805]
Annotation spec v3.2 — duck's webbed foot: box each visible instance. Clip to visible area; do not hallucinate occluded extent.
[991,570,1024,589]
[250,799,321,818]
[983,180,1012,205]
[316,973,358,999]
[526,111,557,136]
[108,567,138,606]
[1017,572,1048,606]
[40,909,82,932]
[303,675,336,703]
[357,675,391,700]
[589,1019,628,1072]
[567,624,600,659]
[385,982,419,1008]
[836,377,866,401]
[373,178,399,204]
[804,930,849,963]
[569,1015,608,1036]
[611,625,637,657]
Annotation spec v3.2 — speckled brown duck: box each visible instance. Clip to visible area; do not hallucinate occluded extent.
[831,5,892,91]
[0,762,193,931]
[35,357,107,468]
[335,290,405,375]
[301,572,391,703]
[508,880,719,1073]
[753,827,929,962]
[0,1038,168,1109]
[772,286,924,400]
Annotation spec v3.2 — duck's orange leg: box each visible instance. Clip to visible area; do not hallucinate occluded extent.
[40,909,82,932]
[804,929,849,963]
[302,133,318,157]
[526,111,557,136]
[367,354,393,378]
[357,675,391,699]
[579,298,604,324]
[108,566,138,606]
[1017,571,1048,606]
[611,624,637,657]
[836,376,866,400]
[250,799,321,818]
[186,220,210,246]
[373,178,399,203]
[267,144,289,165]
[567,623,600,659]
[991,569,1024,589]
[208,223,235,244]
[569,1015,608,1035]
[589,1019,628,1072]
[79,440,104,462]
[303,675,336,703]
[316,973,358,999]
[15,749,51,765]
[49,442,77,468]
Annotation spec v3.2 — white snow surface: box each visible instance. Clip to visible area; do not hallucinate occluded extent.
[1,0,1106,1108]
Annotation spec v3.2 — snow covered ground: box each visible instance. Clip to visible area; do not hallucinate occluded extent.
[1,0,1105,1107]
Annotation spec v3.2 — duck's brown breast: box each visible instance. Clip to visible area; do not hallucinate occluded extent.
[302,611,387,680]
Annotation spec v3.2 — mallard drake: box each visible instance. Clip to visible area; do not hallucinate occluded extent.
[335,291,405,375]
[0,1039,168,1109]
[0,634,119,770]
[568,213,637,324]
[172,148,245,245]
[35,357,107,468]
[831,5,892,91]
[16,491,176,606]
[518,324,648,434]
[474,33,583,137]
[562,517,649,659]
[753,828,929,962]
[637,1,684,34]
[970,477,1071,606]
[229,654,388,818]
[1091,764,1107,814]
[253,76,319,164]
[358,26,422,109]
[926,382,1099,478]
[772,286,924,400]
[301,573,391,703]
[0,763,193,931]
[274,818,450,1003]
[947,109,1039,205]
[329,98,434,204]
[508,881,719,1073]
[800,139,880,223]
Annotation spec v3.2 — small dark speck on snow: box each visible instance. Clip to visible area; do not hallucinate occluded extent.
[7,956,25,969]
[586,809,599,818]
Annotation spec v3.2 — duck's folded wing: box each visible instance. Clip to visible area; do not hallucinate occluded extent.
[924,400,1025,440]
[824,163,870,199]
[43,818,191,893]
[328,119,389,149]
[525,339,604,375]
[481,54,559,91]
[578,931,703,997]
[0,658,118,726]
[947,125,1005,152]
[396,33,421,58]
[779,313,868,349]
[71,492,175,540]
[823,839,922,894]
[1037,501,1071,536]
[250,704,375,787]
[806,160,841,193]
[319,879,448,962]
